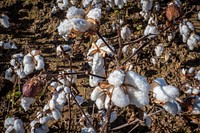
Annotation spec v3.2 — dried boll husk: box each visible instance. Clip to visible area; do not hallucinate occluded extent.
[66,6,85,19]
[0,14,10,28]
[120,26,131,41]
[166,2,180,22]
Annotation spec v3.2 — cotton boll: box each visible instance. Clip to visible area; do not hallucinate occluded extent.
[20,97,35,111]
[4,117,14,128]
[52,108,62,120]
[82,0,93,8]
[3,42,11,49]
[24,64,35,75]
[110,111,117,123]
[181,24,190,37]
[66,69,77,84]
[57,91,67,106]
[108,70,125,87]
[154,2,160,12]
[187,33,200,50]
[95,94,106,109]
[194,70,200,80]
[23,55,34,65]
[14,118,25,133]
[148,25,158,38]
[35,59,45,70]
[114,0,124,9]
[5,68,16,82]
[43,104,50,112]
[143,113,151,127]
[162,100,181,115]
[141,0,153,12]
[174,0,182,7]
[121,26,131,41]
[5,126,15,133]
[39,116,50,124]
[153,85,179,102]
[154,78,168,87]
[49,99,57,110]
[192,97,200,114]
[198,11,200,21]
[64,86,70,94]
[75,95,85,105]
[50,82,58,88]
[57,19,73,36]
[168,32,175,42]
[71,18,90,33]
[144,25,150,36]
[0,14,10,28]
[11,43,17,49]
[105,94,112,109]
[150,57,158,65]
[66,6,85,19]
[189,67,195,74]
[155,44,164,57]
[15,68,26,79]
[112,86,130,107]
[91,86,102,101]
[122,45,129,56]
[86,8,101,23]
[57,0,69,10]
[185,87,200,95]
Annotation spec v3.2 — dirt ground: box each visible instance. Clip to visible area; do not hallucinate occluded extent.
[0,0,200,132]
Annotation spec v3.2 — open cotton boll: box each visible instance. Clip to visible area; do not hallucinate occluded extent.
[86,8,101,23]
[148,25,158,38]
[50,82,58,88]
[66,6,85,19]
[110,111,117,123]
[82,0,93,8]
[56,45,71,56]
[198,11,200,21]
[174,0,182,7]
[11,43,17,49]
[71,18,90,33]
[187,33,200,50]
[23,55,34,65]
[57,19,73,36]
[56,91,67,106]
[75,95,85,105]
[162,100,181,115]
[143,113,151,127]
[192,97,200,114]
[20,97,35,111]
[194,70,200,80]
[121,26,131,41]
[108,70,125,87]
[95,94,106,109]
[65,69,77,84]
[64,86,70,94]
[153,85,179,102]
[4,117,14,128]
[91,86,103,101]
[0,14,10,28]
[155,44,164,57]
[57,0,69,10]
[2,42,11,49]
[5,126,15,133]
[5,68,16,82]
[89,74,104,87]
[114,0,124,9]
[112,86,130,107]
[154,78,168,87]
[39,116,51,124]
[141,0,153,12]
[24,64,35,75]
[35,59,45,70]
[52,108,62,120]
[105,94,112,109]
[15,68,26,79]
[13,119,25,133]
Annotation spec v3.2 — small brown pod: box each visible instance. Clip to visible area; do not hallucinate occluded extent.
[166,3,181,22]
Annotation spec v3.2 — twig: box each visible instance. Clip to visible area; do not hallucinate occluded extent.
[128,123,140,133]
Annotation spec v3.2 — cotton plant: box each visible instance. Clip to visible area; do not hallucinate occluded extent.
[153,78,181,115]
[57,6,101,40]
[0,14,10,28]
[4,117,25,133]
[140,0,153,20]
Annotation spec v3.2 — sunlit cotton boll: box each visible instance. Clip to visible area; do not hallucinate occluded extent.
[20,97,35,111]
[66,6,85,19]
[108,70,125,87]
[141,0,153,12]
[15,68,26,79]
[24,64,35,75]
[86,8,101,23]
[56,91,67,106]
[155,44,164,57]
[112,86,130,107]
[144,25,158,38]
[194,70,200,80]
[95,94,106,109]
[5,68,16,83]
[162,100,181,115]
[125,71,150,108]
[187,33,200,50]
[57,0,69,10]
[13,118,25,133]
[121,26,131,41]
[198,11,200,21]
[153,85,179,102]
[0,14,10,28]
[114,0,124,9]
[4,117,14,129]
[75,95,85,105]
[90,86,103,101]
[34,55,45,70]
[57,19,73,40]
[71,18,90,33]
[52,108,62,120]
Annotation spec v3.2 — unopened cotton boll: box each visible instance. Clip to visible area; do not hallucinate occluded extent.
[112,86,130,107]
[155,45,164,57]
[66,6,85,19]
[121,26,131,41]
[153,85,179,102]
[114,0,124,9]
[108,70,125,87]
[71,18,90,33]
[52,108,62,120]
[20,97,35,111]
[13,119,25,133]
[0,14,10,28]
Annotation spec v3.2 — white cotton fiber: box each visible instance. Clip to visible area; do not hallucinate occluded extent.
[108,70,125,87]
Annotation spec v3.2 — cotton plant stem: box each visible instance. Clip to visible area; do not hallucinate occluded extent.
[128,123,140,133]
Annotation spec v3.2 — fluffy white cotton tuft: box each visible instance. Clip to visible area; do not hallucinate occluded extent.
[121,26,131,41]
[0,14,10,28]
[153,85,179,102]
[66,6,85,19]
[71,18,90,32]
[24,64,35,75]
[162,100,181,115]
[111,86,130,107]
[155,44,164,57]
[13,119,25,133]
[20,97,36,111]
[108,70,125,87]
[91,86,102,101]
